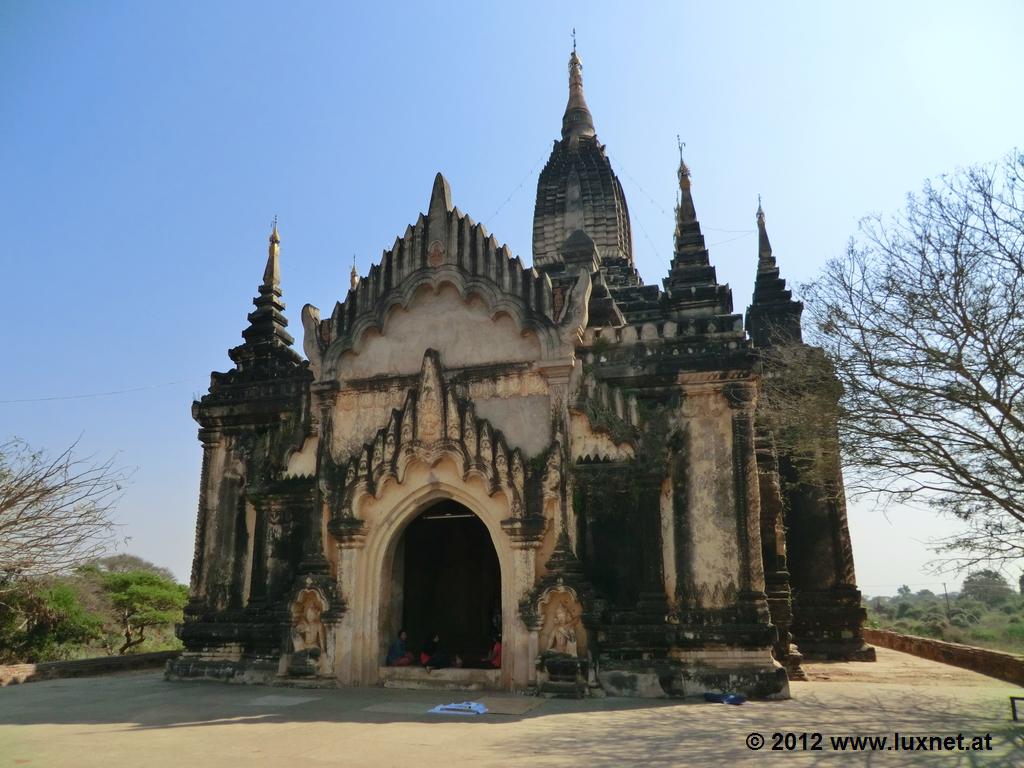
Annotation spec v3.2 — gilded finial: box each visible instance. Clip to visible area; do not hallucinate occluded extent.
[674,138,696,230]
[572,27,576,54]
[350,255,359,290]
[561,39,595,141]
[676,135,690,182]
[262,216,281,291]
[757,194,764,219]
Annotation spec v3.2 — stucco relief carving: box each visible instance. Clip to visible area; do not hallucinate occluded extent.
[466,372,549,400]
[325,350,528,531]
[291,588,327,653]
[538,586,587,658]
[331,387,409,460]
[417,358,444,442]
[569,411,635,462]
[288,585,329,676]
[541,441,564,519]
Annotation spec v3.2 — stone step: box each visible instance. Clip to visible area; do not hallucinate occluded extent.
[378,666,500,692]
[538,680,588,699]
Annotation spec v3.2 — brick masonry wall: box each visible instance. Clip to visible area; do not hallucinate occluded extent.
[863,628,1024,686]
[0,650,181,686]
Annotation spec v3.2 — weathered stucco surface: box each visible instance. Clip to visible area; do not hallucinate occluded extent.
[337,284,543,381]
[328,284,552,460]
[681,387,740,610]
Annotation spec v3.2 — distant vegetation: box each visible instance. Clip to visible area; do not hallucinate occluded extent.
[0,554,186,664]
[864,570,1024,656]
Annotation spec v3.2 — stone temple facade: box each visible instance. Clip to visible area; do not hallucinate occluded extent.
[169,52,874,698]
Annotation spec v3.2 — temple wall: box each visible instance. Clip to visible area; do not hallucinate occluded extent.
[468,394,550,457]
[196,439,247,610]
[681,388,739,609]
[659,476,677,609]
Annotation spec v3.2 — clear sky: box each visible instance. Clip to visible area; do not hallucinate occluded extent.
[3,1,1022,593]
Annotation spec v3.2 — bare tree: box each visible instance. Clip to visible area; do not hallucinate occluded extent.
[800,152,1024,571]
[0,438,126,585]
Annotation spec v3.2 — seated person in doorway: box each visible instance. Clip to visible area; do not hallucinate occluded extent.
[420,633,461,670]
[482,633,502,669]
[386,629,414,666]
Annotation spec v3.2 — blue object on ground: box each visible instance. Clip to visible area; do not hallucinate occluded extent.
[703,692,746,705]
[428,701,489,715]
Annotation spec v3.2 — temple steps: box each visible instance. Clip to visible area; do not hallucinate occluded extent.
[378,666,500,692]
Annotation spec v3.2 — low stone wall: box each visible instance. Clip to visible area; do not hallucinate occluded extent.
[0,650,181,686]
[863,628,1024,686]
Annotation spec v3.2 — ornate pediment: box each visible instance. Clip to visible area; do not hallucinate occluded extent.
[302,175,592,379]
[324,349,529,523]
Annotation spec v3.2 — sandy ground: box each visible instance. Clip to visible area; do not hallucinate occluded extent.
[0,648,1021,767]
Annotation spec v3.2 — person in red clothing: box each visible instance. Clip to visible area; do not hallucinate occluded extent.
[420,634,455,669]
[385,629,414,666]
[483,633,502,668]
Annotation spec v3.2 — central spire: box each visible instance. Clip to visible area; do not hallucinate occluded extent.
[562,50,596,141]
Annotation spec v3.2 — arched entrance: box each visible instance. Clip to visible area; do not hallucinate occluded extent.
[385,499,502,666]
[337,462,529,689]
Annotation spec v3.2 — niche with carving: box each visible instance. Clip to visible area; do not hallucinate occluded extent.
[538,587,587,658]
[288,587,328,676]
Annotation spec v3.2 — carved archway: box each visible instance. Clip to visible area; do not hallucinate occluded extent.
[384,498,501,665]
[323,349,549,689]
[333,466,528,689]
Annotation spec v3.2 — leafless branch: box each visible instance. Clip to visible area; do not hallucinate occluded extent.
[0,437,128,585]
[795,151,1024,566]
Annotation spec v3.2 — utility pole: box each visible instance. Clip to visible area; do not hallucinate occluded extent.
[942,583,951,618]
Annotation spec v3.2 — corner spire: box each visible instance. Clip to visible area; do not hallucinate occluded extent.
[561,49,596,141]
[663,145,735,318]
[230,220,301,370]
[746,198,803,347]
[756,195,774,269]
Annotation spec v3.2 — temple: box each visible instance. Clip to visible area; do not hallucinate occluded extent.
[169,51,873,698]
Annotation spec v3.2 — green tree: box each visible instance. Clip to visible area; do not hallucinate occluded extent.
[0,580,102,663]
[961,570,1013,606]
[98,570,186,654]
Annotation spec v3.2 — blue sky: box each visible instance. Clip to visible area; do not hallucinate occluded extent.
[3,1,1022,592]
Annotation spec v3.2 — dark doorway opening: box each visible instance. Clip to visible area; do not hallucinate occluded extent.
[394,500,501,665]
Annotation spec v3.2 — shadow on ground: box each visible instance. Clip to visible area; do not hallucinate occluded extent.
[0,650,1021,767]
